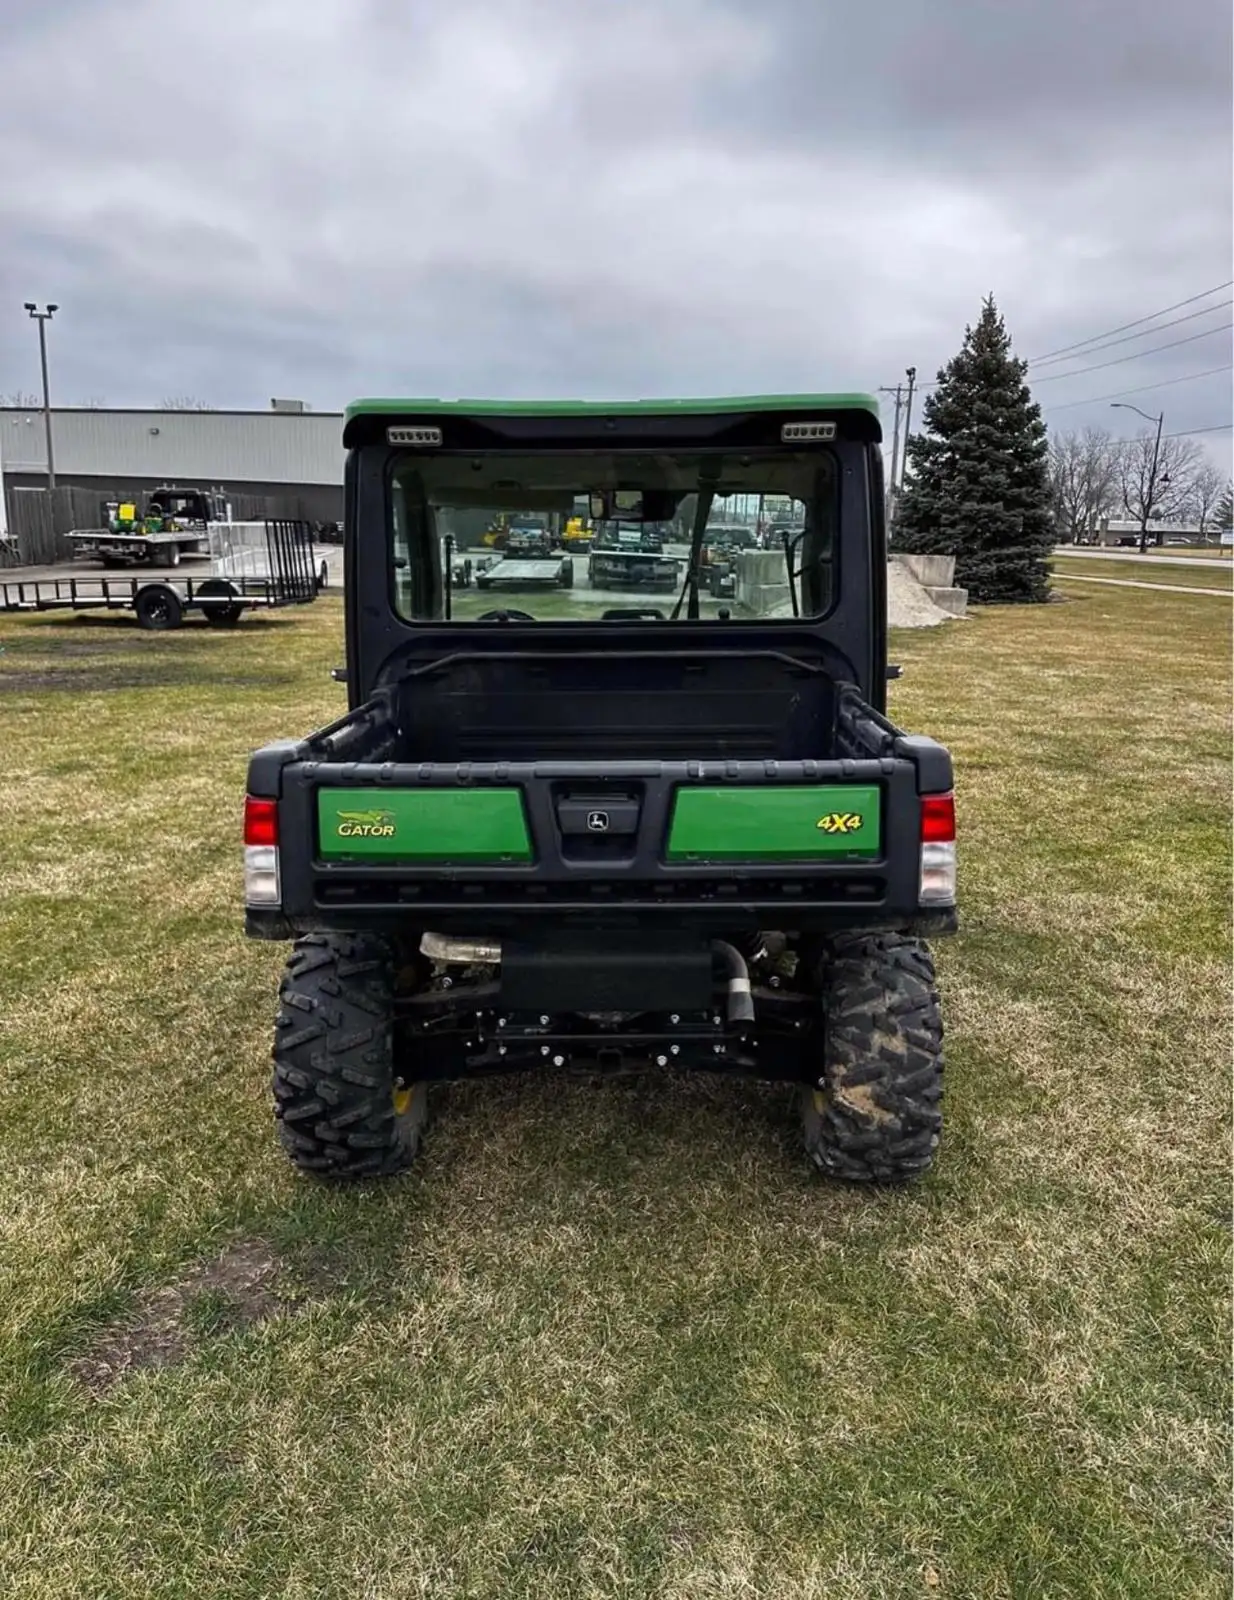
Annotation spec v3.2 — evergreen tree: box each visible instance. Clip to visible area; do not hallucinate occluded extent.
[895,296,1054,603]
[1215,482,1233,533]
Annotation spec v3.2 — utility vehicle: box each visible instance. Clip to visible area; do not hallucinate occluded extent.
[66,484,225,567]
[244,395,956,1183]
[587,521,682,592]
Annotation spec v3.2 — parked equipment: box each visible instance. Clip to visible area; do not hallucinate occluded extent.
[587,522,681,591]
[4,519,321,630]
[65,484,229,568]
[474,524,573,590]
[245,394,956,1188]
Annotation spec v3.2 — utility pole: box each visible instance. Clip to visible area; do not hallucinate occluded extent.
[23,302,58,492]
[900,367,918,496]
[1111,402,1164,554]
[878,383,904,523]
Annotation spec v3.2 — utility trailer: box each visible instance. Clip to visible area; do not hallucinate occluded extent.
[474,526,574,590]
[3,519,322,630]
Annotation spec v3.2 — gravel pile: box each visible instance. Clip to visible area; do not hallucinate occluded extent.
[764,562,960,627]
[886,560,956,628]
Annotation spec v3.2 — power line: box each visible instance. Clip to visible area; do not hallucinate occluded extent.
[1025,278,1234,364]
[1042,363,1234,414]
[1031,321,1233,384]
[1031,300,1232,369]
[1110,423,1233,443]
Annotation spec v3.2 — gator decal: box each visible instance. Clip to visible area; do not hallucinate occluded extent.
[317,788,532,862]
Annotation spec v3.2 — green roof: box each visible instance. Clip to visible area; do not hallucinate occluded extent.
[344,393,880,423]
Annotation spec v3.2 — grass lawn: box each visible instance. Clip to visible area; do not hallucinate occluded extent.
[0,588,1228,1599]
[1051,558,1233,593]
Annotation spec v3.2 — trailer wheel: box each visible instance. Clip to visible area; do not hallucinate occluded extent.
[134,584,184,631]
[197,578,243,627]
[272,933,426,1181]
[801,934,944,1184]
[559,558,574,589]
[160,544,182,568]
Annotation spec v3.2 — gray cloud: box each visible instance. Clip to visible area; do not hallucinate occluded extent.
[0,0,1229,463]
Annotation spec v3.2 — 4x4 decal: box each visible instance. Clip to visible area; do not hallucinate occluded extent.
[816,811,864,835]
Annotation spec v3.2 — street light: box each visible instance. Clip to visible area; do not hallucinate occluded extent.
[1111,401,1164,555]
[23,302,58,493]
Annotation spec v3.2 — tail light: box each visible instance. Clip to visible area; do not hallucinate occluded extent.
[244,795,281,906]
[919,792,956,905]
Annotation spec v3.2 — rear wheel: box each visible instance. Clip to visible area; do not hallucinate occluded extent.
[272,933,426,1180]
[801,934,944,1184]
[197,578,244,626]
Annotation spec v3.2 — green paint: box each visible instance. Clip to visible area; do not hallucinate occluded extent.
[345,393,880,422]
[666,785,882,862]
[317,788,532,862]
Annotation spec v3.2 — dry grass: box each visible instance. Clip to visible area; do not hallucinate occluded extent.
[0,589,1229,1599]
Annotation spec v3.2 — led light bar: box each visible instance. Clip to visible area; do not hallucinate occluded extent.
[387,425,443,446]
[780,421,837,442]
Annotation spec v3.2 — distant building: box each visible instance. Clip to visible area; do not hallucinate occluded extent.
[1093,517,1205,547]
[0,404,346,532]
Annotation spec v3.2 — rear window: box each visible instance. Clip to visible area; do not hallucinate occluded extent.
[391,448,837,623]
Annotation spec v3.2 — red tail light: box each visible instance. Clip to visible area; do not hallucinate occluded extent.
[244,796,279,847]
[920,793,956,844]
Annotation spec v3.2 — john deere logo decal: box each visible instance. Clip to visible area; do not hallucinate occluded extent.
[817,811,864,835]
[336,807,396,838]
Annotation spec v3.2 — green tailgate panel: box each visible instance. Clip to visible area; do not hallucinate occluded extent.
[666,784,881,861]
[317,788,532,862]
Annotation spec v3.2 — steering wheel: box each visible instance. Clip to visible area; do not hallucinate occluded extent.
[475,608,537,622]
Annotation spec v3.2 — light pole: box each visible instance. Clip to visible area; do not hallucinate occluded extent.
[1111,402,1164,555]
[900,366,918,495]
[23,302,58,493]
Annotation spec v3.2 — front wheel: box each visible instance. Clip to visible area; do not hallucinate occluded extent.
[801,934,944,1184]
[271,933,426,1180]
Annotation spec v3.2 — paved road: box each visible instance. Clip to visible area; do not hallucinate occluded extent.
[1054,546,1232,569]
[1054,572,1230,597]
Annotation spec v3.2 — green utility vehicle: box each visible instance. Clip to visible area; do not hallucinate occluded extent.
[244,395,956,1184]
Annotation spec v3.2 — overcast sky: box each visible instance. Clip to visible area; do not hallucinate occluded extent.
[1,0,1230,461]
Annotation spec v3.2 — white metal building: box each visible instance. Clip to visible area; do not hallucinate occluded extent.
[1,406,348,529]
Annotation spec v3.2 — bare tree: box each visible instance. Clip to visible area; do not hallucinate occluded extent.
[1049,426,1120,543]
[160,396,217,411]
[2,391,41,407]
[1118,432,1203,545]
[1182,463,1228,534]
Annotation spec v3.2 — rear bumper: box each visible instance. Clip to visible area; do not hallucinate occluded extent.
[245,753,957,942]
